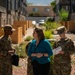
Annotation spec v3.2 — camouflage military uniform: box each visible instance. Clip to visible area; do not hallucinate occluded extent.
[0,36,12,75]
[27,57,33,75]
[53,38,74,75]
[25,42,33,75]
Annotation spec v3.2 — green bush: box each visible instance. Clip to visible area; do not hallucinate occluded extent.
[44,30,52,39]
[29,12,41,17]
[25,36,33,41]
[14,42,29,58]
[29,13,34,16]
[58,8,69,21]
[43,22,61,31]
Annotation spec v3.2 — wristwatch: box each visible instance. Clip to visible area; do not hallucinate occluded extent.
[43,54,44,56]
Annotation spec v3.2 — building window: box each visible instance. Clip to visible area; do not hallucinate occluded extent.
[33,8,38,12]
[44,8,50,12]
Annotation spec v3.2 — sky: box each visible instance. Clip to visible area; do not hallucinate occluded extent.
[27,0,54,6]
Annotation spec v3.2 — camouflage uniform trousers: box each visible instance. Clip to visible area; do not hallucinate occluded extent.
[27,57,33,75]
[0,55,12,75]
[53,62,71,75]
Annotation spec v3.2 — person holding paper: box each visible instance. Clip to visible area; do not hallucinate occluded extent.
[53,26,75,75]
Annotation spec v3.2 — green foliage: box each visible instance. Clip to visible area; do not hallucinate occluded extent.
[29,12,41,17]
[14,42,29,58]
[50,0,56,13]
[58,8,69,21]
[44,30,52,39]
[25,36,33,41]
[43,21,61,31]
[29,13,34,16]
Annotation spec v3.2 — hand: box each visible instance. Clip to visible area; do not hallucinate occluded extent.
[43,53,48,57]
[36,53,43,58]
[31,53,37,57]
[59,51,64,55]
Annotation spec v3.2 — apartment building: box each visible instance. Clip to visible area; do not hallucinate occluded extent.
[26,6,54,17]
[56,0,75,20]
[0,0,27,26]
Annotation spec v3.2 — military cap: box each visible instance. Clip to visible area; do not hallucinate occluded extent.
[4,25,15,31]
[56,26,66,34]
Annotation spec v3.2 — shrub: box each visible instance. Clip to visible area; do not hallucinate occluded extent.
[44,30,52,39]
[14,42,29,58]
[58,8,69,21]
[29,12,41,17]
[43,22,61,31]
[25,36,33,41]
[29,13,34,16]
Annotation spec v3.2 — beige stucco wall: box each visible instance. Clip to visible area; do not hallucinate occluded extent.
[26,6,54,17]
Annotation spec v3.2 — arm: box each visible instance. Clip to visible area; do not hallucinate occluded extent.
[68,39,75,54]
[43,40,53,57]
[28,42,37,57]
[0,38,15,56]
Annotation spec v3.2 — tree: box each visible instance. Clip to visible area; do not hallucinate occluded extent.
[50,0,56,13]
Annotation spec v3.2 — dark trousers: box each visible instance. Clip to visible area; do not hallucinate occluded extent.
[32,60,50,75]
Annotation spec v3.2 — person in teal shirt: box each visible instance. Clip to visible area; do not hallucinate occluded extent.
[28,27,53,75]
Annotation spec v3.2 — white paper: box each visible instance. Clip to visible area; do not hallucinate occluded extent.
[53,46,62,55]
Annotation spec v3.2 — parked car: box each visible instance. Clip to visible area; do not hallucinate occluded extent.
[38,20,45,25]
[32,21,36,25]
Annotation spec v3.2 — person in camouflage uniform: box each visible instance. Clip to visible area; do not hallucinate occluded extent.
[25,41,33,75]
[0,25,15,75]
[53,26,75,75]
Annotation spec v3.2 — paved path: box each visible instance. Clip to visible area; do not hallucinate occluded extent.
[23,27,34,39]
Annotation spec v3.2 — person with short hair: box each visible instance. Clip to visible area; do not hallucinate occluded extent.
[28,27,53,75]
[0,25,15,75]
[53,26,75,75]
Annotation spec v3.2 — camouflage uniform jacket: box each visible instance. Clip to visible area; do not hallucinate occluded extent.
[0,35,12,75]
[53,37,75,75]
[53,37,74,63]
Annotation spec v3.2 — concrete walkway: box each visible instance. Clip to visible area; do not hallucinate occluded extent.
[23,27,34,39]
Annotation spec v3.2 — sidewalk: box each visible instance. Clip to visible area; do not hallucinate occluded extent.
[23,27,34,39]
